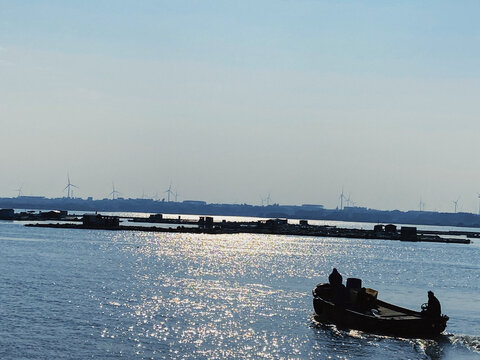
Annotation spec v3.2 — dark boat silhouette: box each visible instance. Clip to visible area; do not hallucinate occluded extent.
[312,282,449,338]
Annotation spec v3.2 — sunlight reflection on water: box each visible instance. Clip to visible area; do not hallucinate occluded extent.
[86,231,480,359]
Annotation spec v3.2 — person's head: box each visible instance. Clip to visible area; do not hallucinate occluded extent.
[428,291,434,298]
[333,268,338,273]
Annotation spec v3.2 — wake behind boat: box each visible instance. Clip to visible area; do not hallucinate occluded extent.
[312,278,449,339]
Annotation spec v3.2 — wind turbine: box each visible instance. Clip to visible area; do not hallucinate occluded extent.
[265,193,271,206]
[64,173,79,199]
[109,182,121,200]
[339,187,346,210]
[452,197,460,213]
[164,183,174,202]
[14,185,23,198]
[345,193,353,207]
[418,198,425,211]
[173,190,179,202]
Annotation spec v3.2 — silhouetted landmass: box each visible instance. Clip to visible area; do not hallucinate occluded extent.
[1,196,480,228]
[24,216,472,244]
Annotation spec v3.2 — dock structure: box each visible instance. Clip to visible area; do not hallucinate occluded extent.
[15,210,474,244]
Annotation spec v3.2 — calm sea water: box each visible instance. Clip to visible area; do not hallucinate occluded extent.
[1,218,479,359]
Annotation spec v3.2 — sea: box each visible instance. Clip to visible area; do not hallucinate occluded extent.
[1,214,480,359]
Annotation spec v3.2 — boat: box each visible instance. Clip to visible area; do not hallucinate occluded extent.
[312,281,449,338]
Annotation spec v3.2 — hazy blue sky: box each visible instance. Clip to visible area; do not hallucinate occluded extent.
[1,1,479,212]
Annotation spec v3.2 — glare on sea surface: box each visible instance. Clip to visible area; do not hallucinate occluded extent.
[95,232,323,358]
[82,229,480,359]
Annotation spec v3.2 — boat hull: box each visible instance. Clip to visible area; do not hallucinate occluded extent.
[313,285,448,338]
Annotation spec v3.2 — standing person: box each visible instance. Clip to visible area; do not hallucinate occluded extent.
[328,268,343,286]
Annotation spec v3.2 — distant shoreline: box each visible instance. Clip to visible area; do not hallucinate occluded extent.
[1,196,480,229]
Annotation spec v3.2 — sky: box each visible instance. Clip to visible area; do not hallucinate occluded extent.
[1,1,479,212]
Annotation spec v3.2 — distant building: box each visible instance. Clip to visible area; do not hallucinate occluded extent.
[82,214,119,228]
[198,216,214,229]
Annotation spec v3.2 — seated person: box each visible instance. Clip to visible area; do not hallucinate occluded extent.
[421,290,441,318]
[328,268,343,286]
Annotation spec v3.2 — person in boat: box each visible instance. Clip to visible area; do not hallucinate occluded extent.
[328,268,347,306]
[422,290,441,318]
[357,287,369,312]
[328,268,343,286]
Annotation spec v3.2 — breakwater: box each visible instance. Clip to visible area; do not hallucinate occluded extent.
[21,211,473,244]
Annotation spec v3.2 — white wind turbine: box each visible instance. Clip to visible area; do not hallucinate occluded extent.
[14,185,23,198]
[164,183,174,202]
[452,197,460,213]
[109,182,121,200]
[64,173,79,199]
[339,187,346,210]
